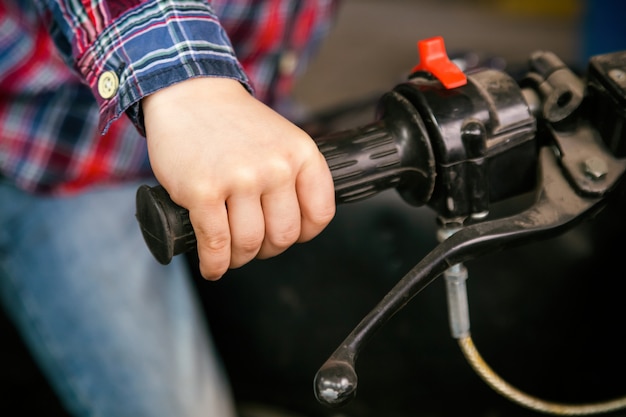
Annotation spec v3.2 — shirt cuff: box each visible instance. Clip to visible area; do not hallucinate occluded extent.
[75,1,252,134]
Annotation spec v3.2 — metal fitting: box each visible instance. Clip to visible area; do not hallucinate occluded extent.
[582,157,608,181]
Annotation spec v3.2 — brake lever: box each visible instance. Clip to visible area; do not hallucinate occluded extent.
[315,46,626,409]
[314,138,626,407]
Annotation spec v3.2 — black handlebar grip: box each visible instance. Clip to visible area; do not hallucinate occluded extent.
[135,91,435,265]
[317,91,435,206]
[135,184,195,265]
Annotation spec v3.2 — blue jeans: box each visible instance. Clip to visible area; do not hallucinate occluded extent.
[0,180,236,417]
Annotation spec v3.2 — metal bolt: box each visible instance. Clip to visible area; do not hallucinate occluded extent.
[437,225,462,243]
[471,210,489,220]
[582,157,608,181]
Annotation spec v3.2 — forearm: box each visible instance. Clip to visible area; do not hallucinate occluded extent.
[32,0,252,133]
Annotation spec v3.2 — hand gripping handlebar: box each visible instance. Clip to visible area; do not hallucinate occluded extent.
[135,89,436,265]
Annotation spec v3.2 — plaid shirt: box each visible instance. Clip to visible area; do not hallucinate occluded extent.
[0,0,337,194]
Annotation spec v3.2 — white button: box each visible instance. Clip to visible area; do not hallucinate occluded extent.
[98,70,119,99]
[279,51,298,76]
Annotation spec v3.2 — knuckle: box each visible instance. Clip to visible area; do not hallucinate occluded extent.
[299,205,335,244]
[174,180,221,204]
[233,169,259,191]
[265,158,293,185]
[235,233,264,256]
[310,203,336,228]
[200,231,230,253]
[268,223,300,249]
[299,138,322,160]
[196,231,230,280]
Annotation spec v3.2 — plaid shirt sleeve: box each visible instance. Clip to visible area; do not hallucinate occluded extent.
[33,0,252,134]
[0,0,338,194]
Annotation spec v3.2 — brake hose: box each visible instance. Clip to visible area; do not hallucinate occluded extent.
[457,335,626,415]
[443,243,626,415]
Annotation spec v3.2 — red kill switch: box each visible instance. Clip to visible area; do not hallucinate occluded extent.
[411,36,467,89]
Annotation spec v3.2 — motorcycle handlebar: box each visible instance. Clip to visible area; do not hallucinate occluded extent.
[135,91,435,265]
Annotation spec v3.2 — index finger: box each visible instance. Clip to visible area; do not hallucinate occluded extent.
[189,201,231,280]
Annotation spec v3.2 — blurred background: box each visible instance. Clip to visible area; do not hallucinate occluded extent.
[3,1,626,416]
[294,0,582,115]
